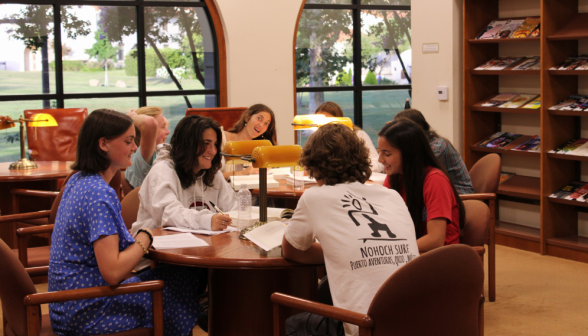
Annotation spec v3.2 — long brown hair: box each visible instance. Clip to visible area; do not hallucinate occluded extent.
[227,104,277,145]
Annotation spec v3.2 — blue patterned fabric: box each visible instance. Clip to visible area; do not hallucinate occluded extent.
[49,172,204,336]
[429,137,474,194]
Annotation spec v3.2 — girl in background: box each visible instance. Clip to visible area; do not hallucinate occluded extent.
[378,118,465,252]
[394,109,474,194]
[315,101,384,173]
[125,106,170,189]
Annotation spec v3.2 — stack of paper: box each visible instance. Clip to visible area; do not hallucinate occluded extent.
[243,221,287,251]
[152,233,209,249]
[269,167,291,180]
[229,175,279,190]
[285,173,317,186]
[162,226,238,236]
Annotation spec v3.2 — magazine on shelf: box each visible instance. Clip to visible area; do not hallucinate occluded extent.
[480,93,519,107]
[485,133,522,149]
[522,96,541,109]
[512,57,540,70]
[511,17,541,38]
[548,140,576,154]
[477,132,504,147]
[477,20,509,39]
[549,95,584,110]
[550,139,588,154]
[576,61,588,70]
[496,19,525,39]
[500,172,516,184]
[567,142,588,156]
[565,57,588,70]
[486,57,523,70]
[572,97,588,111]
[565,184,588,201]
[558,95,586,110]
[475,58,504,70]
[549,181,587,199]
[529,24,540,37]
[499,94,538,108]
[512,136,540,152]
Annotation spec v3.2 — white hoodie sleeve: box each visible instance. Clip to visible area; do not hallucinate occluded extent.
[135,162,215,232]
[356,129,384,174]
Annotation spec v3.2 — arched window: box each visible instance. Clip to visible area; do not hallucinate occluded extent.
[295,0,411,146]
[0,0,226,162]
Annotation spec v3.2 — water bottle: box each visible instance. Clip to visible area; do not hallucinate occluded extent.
[237,184,252,231]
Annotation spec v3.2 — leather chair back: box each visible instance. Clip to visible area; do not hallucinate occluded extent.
[0,238,39,336]
[24,108,88,161]
[121,187,141,230]
[185,107,247,130]
[368,245,483,336]
[469,153,501,194]
[461,200,490,247]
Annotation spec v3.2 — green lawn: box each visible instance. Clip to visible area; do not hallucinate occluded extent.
[1,69,409,162]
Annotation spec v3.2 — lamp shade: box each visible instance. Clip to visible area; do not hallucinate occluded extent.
[252,145,302,169]
[28,113,58,127]
[292,114,327,130]
[0,116,16,130]
[324,117,353,130]
[223,140,272,160]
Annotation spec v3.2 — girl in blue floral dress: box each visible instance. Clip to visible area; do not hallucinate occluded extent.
[49,109,205,336]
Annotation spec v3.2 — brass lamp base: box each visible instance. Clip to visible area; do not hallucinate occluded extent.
[239,220,268,240]
[9,158,38,170]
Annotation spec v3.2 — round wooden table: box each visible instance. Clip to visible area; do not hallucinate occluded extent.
[148,229,321,336]
[0,161,73,247]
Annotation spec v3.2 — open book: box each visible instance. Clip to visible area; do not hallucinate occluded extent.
[227,206,293,227]
[243,221,287,251]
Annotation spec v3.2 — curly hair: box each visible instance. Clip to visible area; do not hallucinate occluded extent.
[227,103,278,145]
[170,116,223,189]
[300,123,371,185]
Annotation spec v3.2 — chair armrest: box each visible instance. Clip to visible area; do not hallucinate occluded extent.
[26,266,49,277]
[271,293,374,328]
[0,211,51,224]
[16,224,54,237]
[11,189,59,199]
[472,246,485,256]
[24,280,165,306]
[459,193,496,201]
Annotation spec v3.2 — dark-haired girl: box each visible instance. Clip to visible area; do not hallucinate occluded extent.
[378,118,465,252]
[132,115,237,234]
[49,109,206,336]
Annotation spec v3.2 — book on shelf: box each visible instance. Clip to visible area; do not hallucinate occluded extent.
[565,184,588,202]
[475,57,523,70]
[477,20,509,39]
[511,17,541,38]
[480,93,519,107]
[499,94,538,108]
[512,57,540,70]
[529,24,540,37]
[500,172,516,184]
[549,181,588,199]
[511,136,540,152]
[496,19,525,39]
[548,139,588,154]
[549,95,585,110]
[522,96,541,109]
[484,132,522,149]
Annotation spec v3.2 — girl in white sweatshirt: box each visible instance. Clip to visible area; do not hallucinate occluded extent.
[132,116,238,235]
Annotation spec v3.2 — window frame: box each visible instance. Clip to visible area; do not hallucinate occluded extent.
[0,0,227,108]
[294,0,411,129]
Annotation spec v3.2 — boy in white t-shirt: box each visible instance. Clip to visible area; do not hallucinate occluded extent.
[283,123,419,336]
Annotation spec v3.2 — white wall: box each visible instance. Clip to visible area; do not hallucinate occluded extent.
[411,0,463,151]
[214,0,304,146]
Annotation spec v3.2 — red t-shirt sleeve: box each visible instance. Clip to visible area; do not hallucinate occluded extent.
[423,170,455,225]
[383,174,390,188]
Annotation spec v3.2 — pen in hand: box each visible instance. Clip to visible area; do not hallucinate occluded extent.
[210,201,233,228]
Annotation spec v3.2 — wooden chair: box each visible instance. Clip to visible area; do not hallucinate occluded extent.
[462,200,492,262]
[0,238,164,336]
[272,244,484,336]
[461,153,501,302]
[121,187,141,230]
[24,108,88,162]
[3,171,122,269]
[185,107,246,130]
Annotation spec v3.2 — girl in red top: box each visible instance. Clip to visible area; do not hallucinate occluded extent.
[378,118,465,252]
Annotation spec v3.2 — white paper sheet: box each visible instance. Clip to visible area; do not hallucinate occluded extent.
[152,233,209,249]
[162,226,238,235]
[243,221,287,251]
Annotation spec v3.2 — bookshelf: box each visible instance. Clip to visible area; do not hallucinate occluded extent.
[464,0,588,263]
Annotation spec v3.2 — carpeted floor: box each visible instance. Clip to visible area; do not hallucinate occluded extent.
[2,245,587,335]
